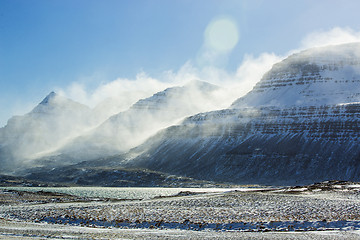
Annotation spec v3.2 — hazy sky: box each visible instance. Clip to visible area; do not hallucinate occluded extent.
[1,0,360,127]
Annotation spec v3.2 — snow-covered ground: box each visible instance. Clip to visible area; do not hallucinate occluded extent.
[1,220,360,239]
[1,183,360,239]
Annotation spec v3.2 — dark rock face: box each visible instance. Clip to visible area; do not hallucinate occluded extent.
[25,166,219,187]
[126,44,360,185]
[127,104,360,185]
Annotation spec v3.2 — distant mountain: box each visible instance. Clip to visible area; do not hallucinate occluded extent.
[17,80,226,170]
[0,92,93,173]
[122,43,360,185]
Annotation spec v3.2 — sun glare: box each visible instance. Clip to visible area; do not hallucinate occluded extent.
[205,17,239,52]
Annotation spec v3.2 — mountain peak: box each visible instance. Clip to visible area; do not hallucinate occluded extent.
[40,91,58,105]
[231,42,360,109]
[31,91,90,114]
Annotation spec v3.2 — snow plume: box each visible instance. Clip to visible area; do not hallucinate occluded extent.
[232,53,283,96]
[0,54,282,174]
[56,80,227,161]
[56,52,281,119]
[57,73,172,123]
[30,54,281,165]
[161,53,282,109]
[296,27,360,51]
[0,93,95,172]
[3,27,360,173]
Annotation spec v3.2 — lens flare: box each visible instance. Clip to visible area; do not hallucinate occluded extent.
[205,18,239,52]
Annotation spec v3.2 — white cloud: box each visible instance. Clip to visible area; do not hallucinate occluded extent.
[53,27,360,116]
[55,52,282,114]
[57,72,171,110]
[5,26,360,171]
[233,53,283,94]
[299,27,360,50]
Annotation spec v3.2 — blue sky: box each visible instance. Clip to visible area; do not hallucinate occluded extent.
[1,0,360,127]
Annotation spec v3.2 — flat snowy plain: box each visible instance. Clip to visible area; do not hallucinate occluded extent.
[1,182,360,239]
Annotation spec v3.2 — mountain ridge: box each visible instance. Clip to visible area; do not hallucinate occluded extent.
[118,43,360,185]
[1,81,228,172]
[2,43,360,186]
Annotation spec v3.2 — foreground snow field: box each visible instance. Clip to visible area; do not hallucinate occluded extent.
[1,182,360,239]
[1,220,360,239]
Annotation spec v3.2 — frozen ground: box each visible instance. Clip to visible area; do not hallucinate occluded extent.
[1,181,360,239]
[1,220,360,239]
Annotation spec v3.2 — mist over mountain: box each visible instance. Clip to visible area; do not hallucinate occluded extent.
[0,92,94,173]
[0,80,229,173]
[119,43,360,185]
[37,80,225,163]
[2,43,360,186]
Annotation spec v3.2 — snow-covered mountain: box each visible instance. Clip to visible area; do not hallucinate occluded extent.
[27,80,226,166]
[122,43,360,185]
[4,43,360,186]
[232,43,360,108]
[0,92,94,173]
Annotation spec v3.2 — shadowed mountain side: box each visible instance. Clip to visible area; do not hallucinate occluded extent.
[124,104,360,185]
[120,44,360,185]
[4,43,360,186]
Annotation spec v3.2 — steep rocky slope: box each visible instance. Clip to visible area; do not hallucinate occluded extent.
[125,43,360,185]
